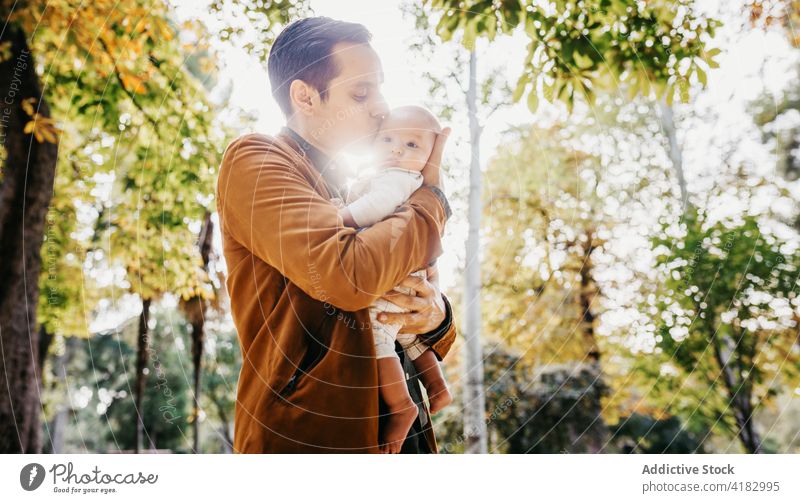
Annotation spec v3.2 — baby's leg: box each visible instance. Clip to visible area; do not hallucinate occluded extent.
[411,349,452,414]
[370,303,417,454]
[378,355,418,454]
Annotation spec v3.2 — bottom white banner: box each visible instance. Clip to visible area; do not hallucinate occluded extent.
[1,454,798,502]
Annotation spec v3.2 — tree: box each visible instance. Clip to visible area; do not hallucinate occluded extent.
[436,344,611,453]
[1,0,236,453]
[640,206,800,453]
[425,0,721,112]
[747,0,800,47]
[751,62,800,231]
[405,3,514,454]
[0,9,59,454]
[208,0,310,62]
[199,309,241,453]
[484,124,614,365]
[0,0,305,454]
[179,211,215,453]
[415,0,719,453]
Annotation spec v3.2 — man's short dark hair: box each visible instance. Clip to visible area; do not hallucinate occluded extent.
[267,17,372,117]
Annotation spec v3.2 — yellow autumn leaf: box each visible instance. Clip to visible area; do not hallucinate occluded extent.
[0,41,11,62]
[24,116,61,144]
[21,97,36,116]
[158,18,174,41]
[120,72,147,94]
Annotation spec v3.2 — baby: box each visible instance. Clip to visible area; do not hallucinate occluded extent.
[334,105,453,454]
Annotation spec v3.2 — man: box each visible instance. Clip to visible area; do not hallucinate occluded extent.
[216,16,456,453]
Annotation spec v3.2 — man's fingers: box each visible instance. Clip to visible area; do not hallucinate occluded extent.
[377,311,424,333]
[397,274,424,291]
[377,272,444,333]
[380,290,429,311]
[424,126,451,170]
[393,273,434,297]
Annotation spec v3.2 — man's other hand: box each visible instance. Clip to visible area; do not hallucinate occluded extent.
[420,126,451,190]
[376,271,445,334]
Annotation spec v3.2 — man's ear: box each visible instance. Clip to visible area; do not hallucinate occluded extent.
[289,80,316,116]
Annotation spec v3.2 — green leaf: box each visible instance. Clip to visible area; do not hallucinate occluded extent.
[527,86,539,113]
[463,19,477,51]
[512,73,530,102]
[524,10,537,38]
[573,52,593,70]
[696,65,707,86]
[665,83,675,106]
[543,78,556,102]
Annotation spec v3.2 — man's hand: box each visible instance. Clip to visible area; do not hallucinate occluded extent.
[376,271,445,334]
[420,126,451,190]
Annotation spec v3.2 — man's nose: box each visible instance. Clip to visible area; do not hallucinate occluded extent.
[391,144,403,156]
[371,95,389,120]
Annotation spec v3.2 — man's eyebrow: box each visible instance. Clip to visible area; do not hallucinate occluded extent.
[352,80,379,88]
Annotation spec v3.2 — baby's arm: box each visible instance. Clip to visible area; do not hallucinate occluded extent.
[339,170,423,228]
[330,195,360,228]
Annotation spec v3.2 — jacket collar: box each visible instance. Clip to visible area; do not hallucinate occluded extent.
[279,126,345,199]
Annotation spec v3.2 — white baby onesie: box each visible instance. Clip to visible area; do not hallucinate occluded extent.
[343,166,430,360]
[345,167,424,227]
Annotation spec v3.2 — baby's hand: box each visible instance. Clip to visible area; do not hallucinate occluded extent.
[333,198,358,228]
[331,197,355,226]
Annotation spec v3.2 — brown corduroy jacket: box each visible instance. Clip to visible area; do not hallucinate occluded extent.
[216,131,456,453]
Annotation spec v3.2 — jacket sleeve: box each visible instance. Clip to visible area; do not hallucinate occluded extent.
[422,294,457,361]
[217,133,449,312]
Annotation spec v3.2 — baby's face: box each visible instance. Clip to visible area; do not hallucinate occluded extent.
[373,112,437,172]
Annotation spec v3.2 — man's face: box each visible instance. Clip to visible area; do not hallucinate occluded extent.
[306,42,389,154]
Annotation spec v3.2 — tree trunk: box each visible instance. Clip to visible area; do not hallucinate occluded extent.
[38,326,54,383]
[0,23,59,454]
[657,99,689,209]
[711,333,763,453]
[185,211,213,452]
[209,391,233,453]
[463,50,488,453]
[190,314,204,452]
[578,229,601,364]
[135,298,152,453]
[47,334,73,454]
[36,326,53,452]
